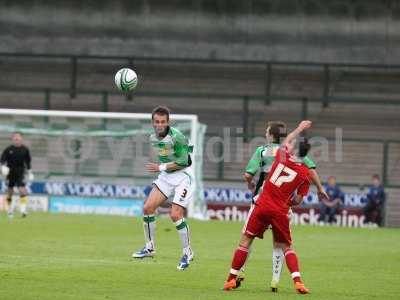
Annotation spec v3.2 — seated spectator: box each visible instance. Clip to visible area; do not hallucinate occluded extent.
[318,176,343,224]
[363,174,386,226]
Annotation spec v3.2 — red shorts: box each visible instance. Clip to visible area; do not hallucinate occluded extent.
[242,204,292,245]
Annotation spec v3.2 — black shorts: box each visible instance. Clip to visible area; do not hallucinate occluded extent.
[7,170,25,188]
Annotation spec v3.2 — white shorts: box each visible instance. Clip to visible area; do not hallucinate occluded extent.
[153,170,193,208]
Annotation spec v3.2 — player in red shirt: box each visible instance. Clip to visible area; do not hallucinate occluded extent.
[223,120,313,294]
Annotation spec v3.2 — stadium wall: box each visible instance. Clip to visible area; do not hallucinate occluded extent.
[1,0,400,63]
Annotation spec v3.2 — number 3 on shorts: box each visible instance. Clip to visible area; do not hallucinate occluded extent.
[181,188,188,198]
[269,163,297,187]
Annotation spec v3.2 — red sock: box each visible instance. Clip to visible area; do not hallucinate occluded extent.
[227,245,249,281]
[284,249,302,283]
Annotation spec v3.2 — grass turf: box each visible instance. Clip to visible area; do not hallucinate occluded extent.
[0,212,399,300]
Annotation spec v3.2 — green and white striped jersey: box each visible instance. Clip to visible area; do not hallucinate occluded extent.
[245,143,316,176]
[150,126,192,169]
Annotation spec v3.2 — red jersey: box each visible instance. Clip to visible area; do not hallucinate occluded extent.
[257,147,311,213]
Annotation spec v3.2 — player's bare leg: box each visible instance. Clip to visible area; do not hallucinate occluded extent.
[170,203,193,270]
[18,186,28,218]
[223,234,254,291]
[5,187,14,218]
[276,242,310,294]
[132,185,166,258]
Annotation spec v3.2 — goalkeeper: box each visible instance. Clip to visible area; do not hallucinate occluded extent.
[132,106,194,270]
[1,132,34,218]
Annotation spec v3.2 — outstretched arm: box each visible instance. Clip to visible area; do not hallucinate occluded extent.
[290,194,305,206]
[290,179,311,206]
[282,120,312,148]
[309,169,330,204]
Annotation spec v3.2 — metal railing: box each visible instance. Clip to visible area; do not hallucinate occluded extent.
[1,52,400,105]
[0,52,399,188]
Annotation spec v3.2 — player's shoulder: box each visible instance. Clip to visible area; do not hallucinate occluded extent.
[260,143,280,156]
[4,145,15,152]
[269,143,281,155]
[149,132,157,140]
[169,126,182,135]
[286,158,309,173]
[298,163,311,180]
[169,126,186,140]
[253,145,264,154]
[291,158,309,170]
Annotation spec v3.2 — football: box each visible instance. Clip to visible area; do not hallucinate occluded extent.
[114,68,138,92]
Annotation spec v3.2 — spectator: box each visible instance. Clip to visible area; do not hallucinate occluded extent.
[318,176,343,225]
[363,174,385,226]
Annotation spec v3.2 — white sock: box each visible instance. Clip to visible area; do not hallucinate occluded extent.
[272,247,284,282]
[20,204,27,214]
[19,195,28,215]
[175,218,191,254]
[143,215,156,250]
[7,198,14,215]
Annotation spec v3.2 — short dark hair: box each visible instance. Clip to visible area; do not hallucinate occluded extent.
[372,174,380,180]
[152,106,170,121]
[298,137,311,158]
[266,121,287,143]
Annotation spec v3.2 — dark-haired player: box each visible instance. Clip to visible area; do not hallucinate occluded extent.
[242,121,327,292]
[132,106,194,270]
[223,120,313,294]
[1,132,33,218]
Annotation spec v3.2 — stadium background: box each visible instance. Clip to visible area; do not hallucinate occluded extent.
[0,0,399,227]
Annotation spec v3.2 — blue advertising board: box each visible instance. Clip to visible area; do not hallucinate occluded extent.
[49,196,143,216]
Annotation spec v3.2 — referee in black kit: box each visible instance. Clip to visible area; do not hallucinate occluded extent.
[1,132,34,218]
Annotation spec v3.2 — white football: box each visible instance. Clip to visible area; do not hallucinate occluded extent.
[114,68,138,92]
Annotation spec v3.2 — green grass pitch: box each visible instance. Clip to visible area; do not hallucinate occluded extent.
[0,213,399,300]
